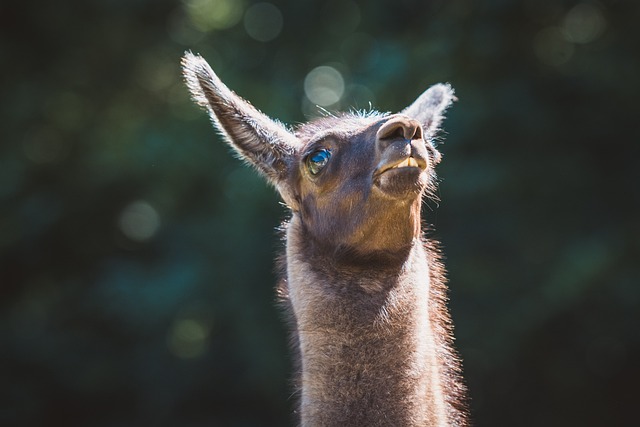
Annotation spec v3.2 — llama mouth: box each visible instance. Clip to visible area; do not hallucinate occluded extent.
[375,156,427,176]
[392,157,419,169]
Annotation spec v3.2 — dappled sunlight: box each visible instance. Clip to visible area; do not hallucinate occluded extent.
[243,2,283,42]
[184,0,245,32]
[167,317,211,359]
[562,3,606,44]
[118,200,161,242]
[532,2,608,67]
[304,65,345,107]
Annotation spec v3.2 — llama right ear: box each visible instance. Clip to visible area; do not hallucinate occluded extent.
[182,52,301,207]
[400,83,456,137]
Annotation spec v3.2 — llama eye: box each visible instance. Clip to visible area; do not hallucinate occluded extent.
[307,149,331,175]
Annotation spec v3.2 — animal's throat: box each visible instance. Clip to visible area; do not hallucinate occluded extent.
[295,213,420,269]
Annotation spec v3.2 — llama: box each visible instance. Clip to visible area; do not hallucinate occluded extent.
[182,52,467,426]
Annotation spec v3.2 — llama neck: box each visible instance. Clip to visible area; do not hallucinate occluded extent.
[286,217,450,426]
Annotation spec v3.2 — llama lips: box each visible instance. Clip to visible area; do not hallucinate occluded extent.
[376,155,427,176]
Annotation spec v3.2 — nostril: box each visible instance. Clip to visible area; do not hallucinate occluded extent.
[377,118,423,141]
[386,126,406,140]
[412,126,423,140]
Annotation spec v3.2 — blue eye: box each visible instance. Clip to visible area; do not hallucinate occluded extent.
[307,149,331,175]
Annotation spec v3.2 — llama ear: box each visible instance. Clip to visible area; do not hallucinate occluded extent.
[401,83,456,136]
[182,52,301,206]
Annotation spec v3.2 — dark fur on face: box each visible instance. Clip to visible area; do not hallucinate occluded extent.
[182,52,467,427]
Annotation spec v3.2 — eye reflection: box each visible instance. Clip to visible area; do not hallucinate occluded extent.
[307,149,331,175]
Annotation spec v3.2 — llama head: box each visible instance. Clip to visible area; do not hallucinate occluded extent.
[182,53,455,255]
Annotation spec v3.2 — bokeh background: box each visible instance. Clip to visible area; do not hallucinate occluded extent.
[2,0,639,426]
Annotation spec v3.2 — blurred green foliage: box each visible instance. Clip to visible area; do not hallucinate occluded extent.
[1,0,639,426]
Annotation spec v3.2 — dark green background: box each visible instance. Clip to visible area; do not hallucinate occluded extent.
[2,0,638,426]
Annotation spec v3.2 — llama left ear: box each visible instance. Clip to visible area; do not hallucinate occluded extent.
[401,83,456,137]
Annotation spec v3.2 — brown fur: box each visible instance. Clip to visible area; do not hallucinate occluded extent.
[182,52,468,426]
